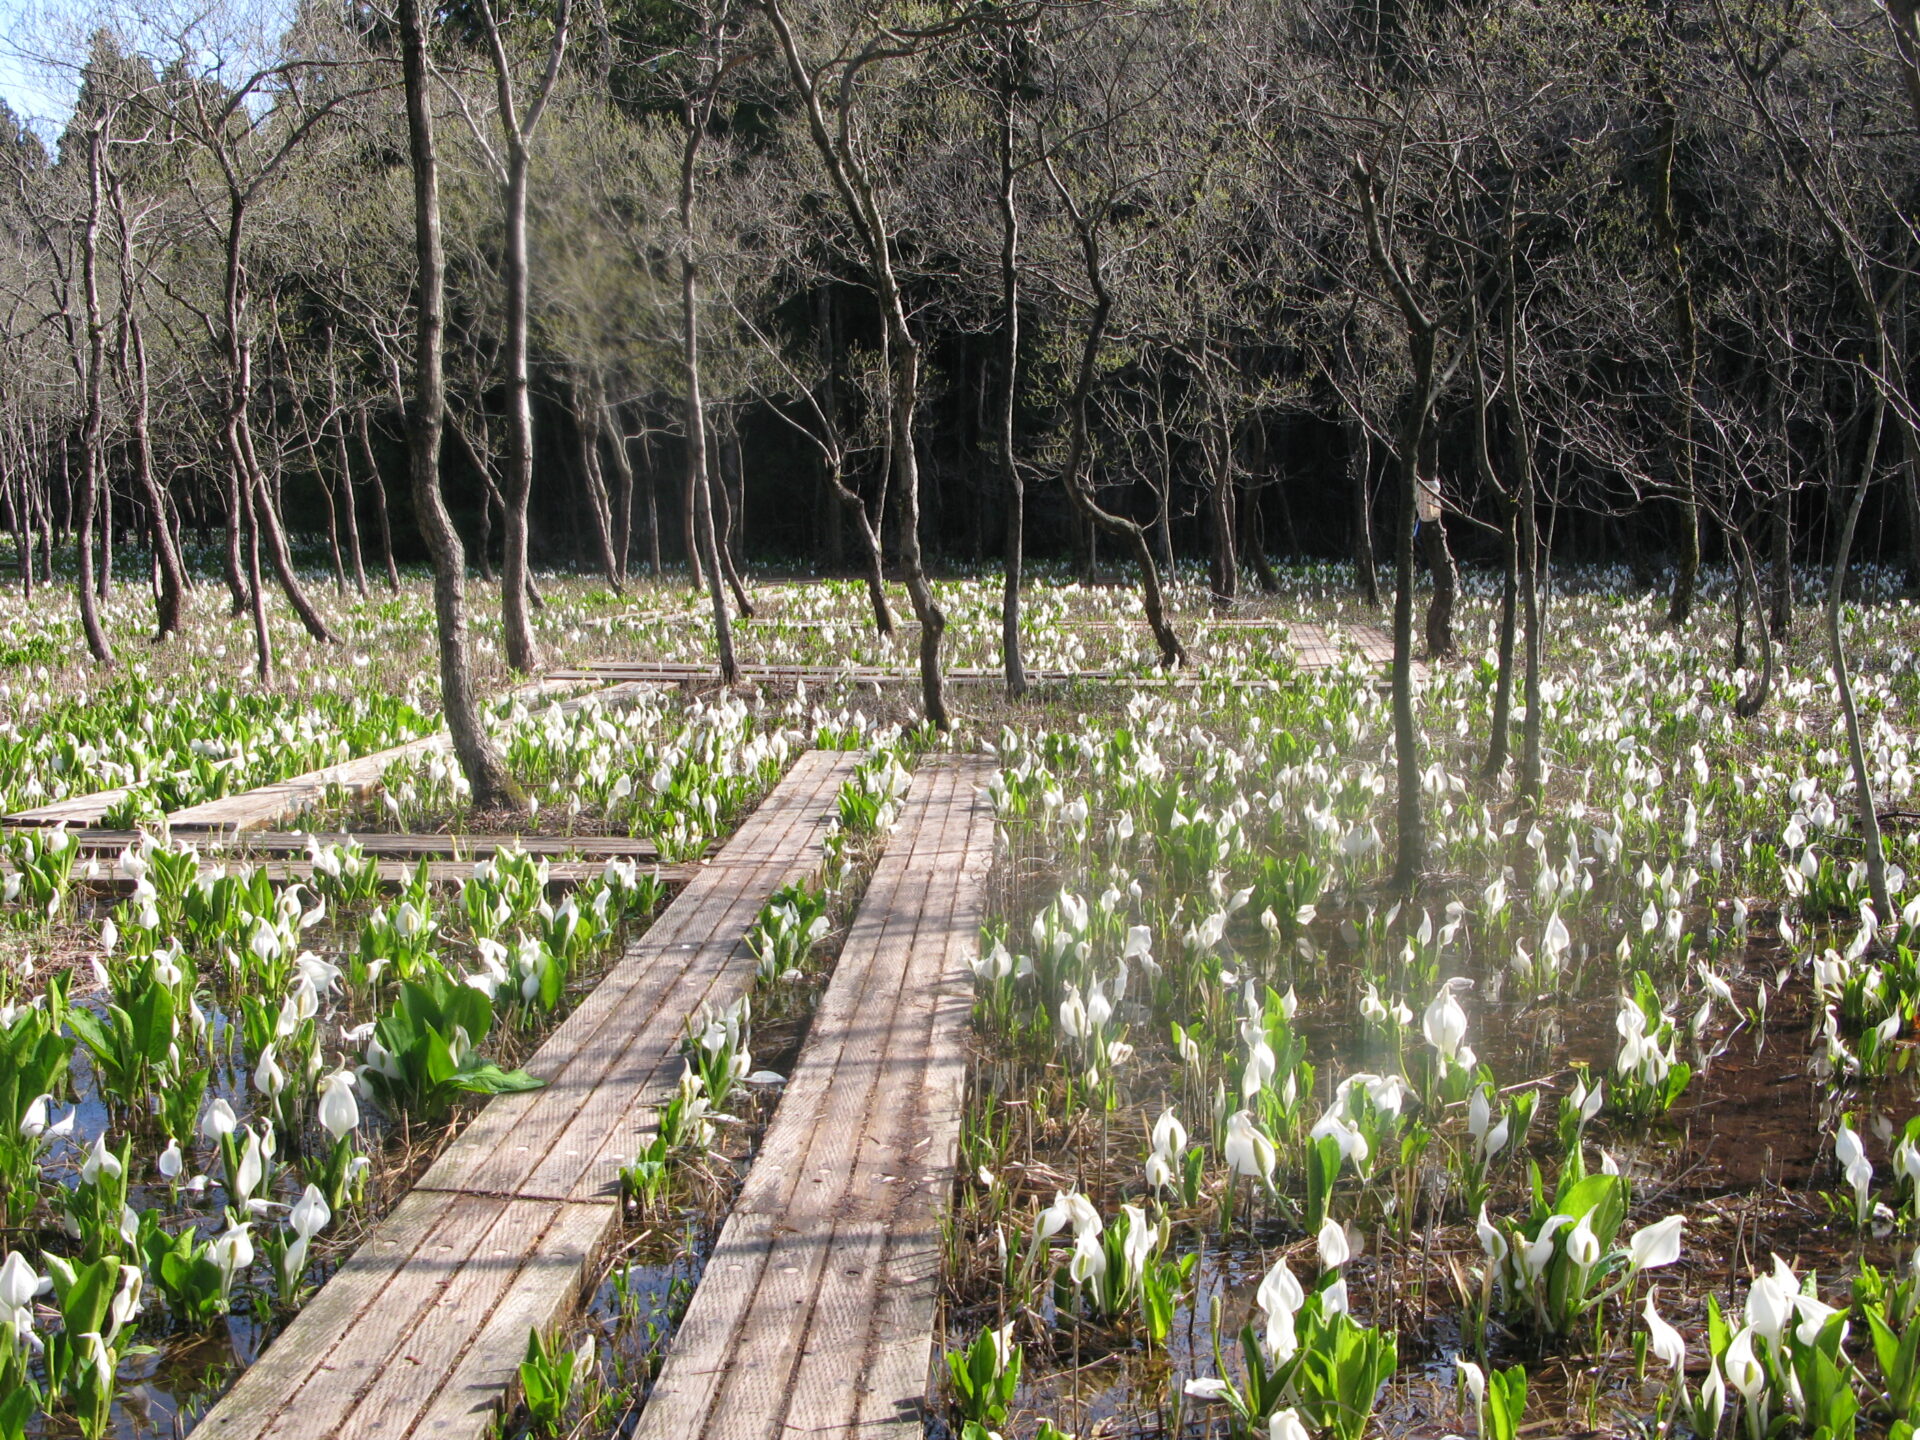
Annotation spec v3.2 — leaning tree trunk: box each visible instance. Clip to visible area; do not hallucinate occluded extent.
[399,0,518,809]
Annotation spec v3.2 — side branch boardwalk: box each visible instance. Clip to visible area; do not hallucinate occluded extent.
[194,749,861,1440]
[0,674,613,832]
[634,754,996,1440]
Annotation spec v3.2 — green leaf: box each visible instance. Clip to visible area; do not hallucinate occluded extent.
[452,1061,545,1095]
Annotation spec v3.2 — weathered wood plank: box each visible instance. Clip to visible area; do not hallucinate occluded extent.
[631,754,995,1440]
[194,1190,467,1440]
[416,749,857,1205]
[1,789,132,828]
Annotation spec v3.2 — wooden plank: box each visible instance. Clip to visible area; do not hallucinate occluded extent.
[44,829,672,862]
[194,1190,464,1440]
[328,1199,603,1440]
[632,754,995,1440]
[194,750,859,1440]
[51,856,696,895]
[416,750,858,1205]
[1,788,132,828]
[0,675,591,832]
[404,1204,607,1439]
[163,681,657,837]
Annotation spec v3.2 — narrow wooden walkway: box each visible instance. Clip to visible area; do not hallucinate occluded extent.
[561,623,1398,689]
[48,856,696,896]
[165,681,657,837]
[634,754,995,1440]
[194,749,862,1440]
[53,829,668,862]
[0,675,607,832]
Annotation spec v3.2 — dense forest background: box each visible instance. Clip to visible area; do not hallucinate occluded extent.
[5,0,1920,715]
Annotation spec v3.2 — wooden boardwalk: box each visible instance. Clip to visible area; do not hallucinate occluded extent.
[194,749,862,1440]
[45,856,695,896]
[634,754,995,1440]
[165,681,657,837]
[53,829,668,862]
[0,675,610,833]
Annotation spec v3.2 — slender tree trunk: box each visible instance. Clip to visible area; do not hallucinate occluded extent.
[242,466,274,682]
[1899,423,1920,595]
[117,313,183,638]
[574,396,623,589]
[449,414,498,584]
[318,449,346,590]
[638,427,662,578]
[75,123,112,663]
[326,339,369,598]
[400,0,518,807]
[1484,506,1519,780]
[1208,460,1237,609]
[762,0,947,725]
[97,466,111,601]
[1731,525,1775,717]
[603,403,635,583]
[996,85,1026,699]
[357,408,403,591]
[711,429,753,615]
[1388,356,1429,886]
[1347,417,1381,606]
[1420,503,1458,657]
[1243,481,1281,594]
[1769,487,1793,635]
[1829,395,1892,919]
[1657,105,1701,628]
[499,144,540,671]
[679,93,738,685]
[1048,179,1183,668]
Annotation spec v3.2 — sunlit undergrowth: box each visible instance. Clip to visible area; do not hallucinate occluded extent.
[941,568,1920,1439]
[8,559,1920,1439]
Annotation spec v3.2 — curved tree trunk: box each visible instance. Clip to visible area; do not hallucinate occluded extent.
[399,0,518,810]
